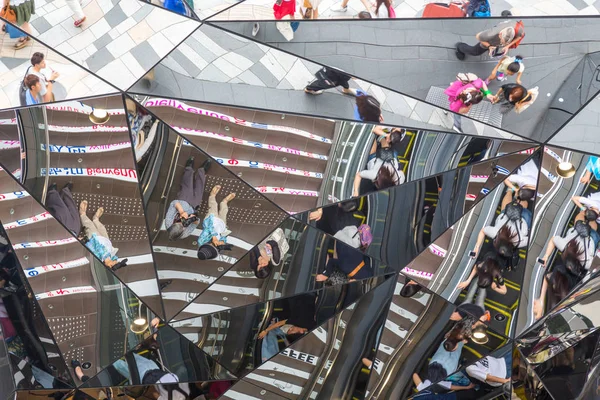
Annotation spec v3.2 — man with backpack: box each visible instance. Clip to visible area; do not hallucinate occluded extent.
[455,20,525,60]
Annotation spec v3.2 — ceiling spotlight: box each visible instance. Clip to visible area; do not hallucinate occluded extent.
[556,162,576,178]
[130,303,148,334]
[471,325,489,344]
[89,108,110,124]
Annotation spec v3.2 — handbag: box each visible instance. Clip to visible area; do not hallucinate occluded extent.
[302,0,313,18]
[0,5,16,23]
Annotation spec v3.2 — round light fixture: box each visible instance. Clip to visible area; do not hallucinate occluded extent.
[130,321,148,334]
[471,325,489,344]
[556,162,576,178]
[89,108,110,124]
[133,317,147,326]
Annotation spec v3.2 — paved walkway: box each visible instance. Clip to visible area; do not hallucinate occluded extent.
[550,93,600,155]
[0,33,116,108]
[200,0,600,21]
[213,17,599,141]
[2,0,198,90]
[131,24,523,141]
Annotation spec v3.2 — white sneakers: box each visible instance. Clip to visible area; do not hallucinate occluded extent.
[252,22,260,37]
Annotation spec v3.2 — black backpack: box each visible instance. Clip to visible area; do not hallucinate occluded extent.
[505,201,523,222]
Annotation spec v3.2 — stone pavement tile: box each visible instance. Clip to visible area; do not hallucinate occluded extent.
[259,51,287,81]
[212,56,243,78]
[93,32,113,51]
[85,45,116,72]
[31,17,53,35]
[234,42,267,64]
[161,20,200,46]
[284,59,314,90]
[391,46,418,60]
[96,58,135,88]
[275,77,293,90]
[222,52,254,72]
[170,48,202,78]
[147,32,175,58]
[336,42,365,57]
[192,30,228,57]
[127,20,154,45]
[365,45,392,60]
[106,31,136,58]
[130,40,160,71]
[201,80,235,103]
[533,43,561,57]
[82,0,105,28]
[115,17,138,36]
[237,69,266,87]
[132,5,153,22]
[303,42,336,58]
[232,82,268,109]
[120,0,142,17]
[67,27,96,52]
[89,18,112,39]
[38,24,72,48]
[120,51,147,78]
[161,56,189,76]
[349,26,377,44]
[104,4,128,28]
[44,4,76,26]
[177,42,208,70]
[185,36,219,64]
[248,62,281,88]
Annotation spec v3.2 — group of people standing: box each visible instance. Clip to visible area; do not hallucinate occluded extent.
[446,20,538,133]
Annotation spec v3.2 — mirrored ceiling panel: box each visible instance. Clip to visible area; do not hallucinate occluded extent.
[219,276,395,399]
[127,98,288,319]
[80,324,235,387]
[549,90,600,157]
[140,95,534,211]
[129,24,526,142]
[398,151,541,339]
[298,150,537,270]
[0,110,21,177]
[0,173,166,380]
[0,232,76,389]
[517,147,600,336]
[0,0,199,90]
[170,276,390,376]
[363,273,510,399]
[168,217,390,321]
[205,0,595,20]
[3,96,163,317]
[214,18,600,142]
[0,35,116,110]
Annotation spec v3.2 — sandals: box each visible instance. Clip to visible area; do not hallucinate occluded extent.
[223,193,236,203]
[79,200,88,215]
[14,37,31,50]
[93,207,104,220]
[74,16,86,27]
[210,185,221,197]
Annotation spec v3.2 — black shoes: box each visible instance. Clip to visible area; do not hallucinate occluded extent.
[200,159,212,172]
[112,258,128,271]
[71,359,81,369]
[186,156,195,168]
[49,183,58,192]
[63,182,73,191]
[159,280,172,290]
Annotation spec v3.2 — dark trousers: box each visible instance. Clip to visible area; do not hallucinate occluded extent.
[46,187,80,235]
[456,42,488,57]
[177,166,206,207]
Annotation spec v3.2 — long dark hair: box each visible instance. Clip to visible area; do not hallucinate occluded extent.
[494,225,516,258]
[356,95,381,122]
[508,85,527,103]
[477,256,503,288]
[562,240,584,277]
[444,317,474,351]
[375,165,396,190]
[457,90,483,106]
[547,267,571,310]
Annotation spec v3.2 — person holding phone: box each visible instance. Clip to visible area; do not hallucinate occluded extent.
[249,228,289,279]
[29,52,60,103]
[166,157,211,241]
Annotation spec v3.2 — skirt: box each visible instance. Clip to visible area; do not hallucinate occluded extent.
[12,0,35,26]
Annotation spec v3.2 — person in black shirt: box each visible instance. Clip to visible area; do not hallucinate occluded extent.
[491,83,536,114]
[304,67,357,96]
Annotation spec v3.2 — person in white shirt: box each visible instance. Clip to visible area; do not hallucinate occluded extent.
[466,355,511,387]
[29,52,59,103]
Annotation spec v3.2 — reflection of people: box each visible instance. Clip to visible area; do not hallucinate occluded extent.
[458,252,507,295]
[166,157,211,241]
[46,182,80,236]
[65,0,86,26]
[487,55,524,84]
[197,185,236,260]
[413,336,470,393]
[249,228,289,279]
[304,67,357,96]
[80,200,127,270]
[30,52,59,103]
[455,21,524,59]
[355,92,383,123]
[466,355,511,386]
[4,0,34,49]
[113,352,179,385]
[491,84,538,114]
[444,74,492,133]
[71,360,90,383]
[316,240,372,283]
[580,156,600,184]
[24,75,42,105]
[352,129,405,197]
[400,280,422,297]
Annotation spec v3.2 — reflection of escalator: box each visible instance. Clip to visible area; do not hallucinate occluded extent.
[138,122,171,206]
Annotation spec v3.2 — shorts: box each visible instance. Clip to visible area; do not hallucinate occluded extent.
[521,208,532,229]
